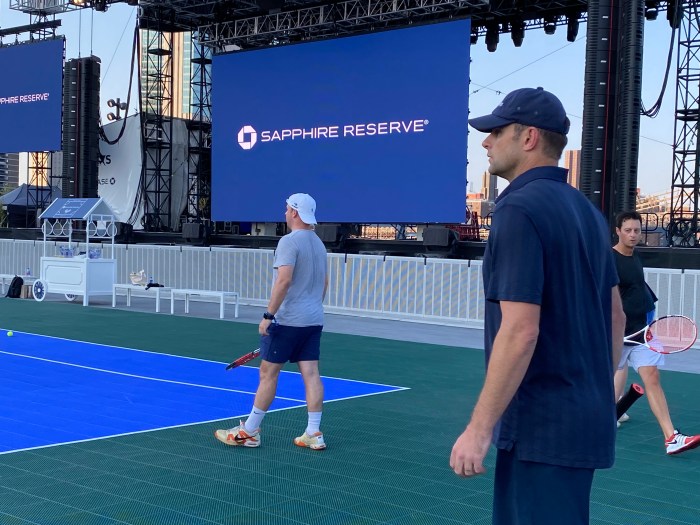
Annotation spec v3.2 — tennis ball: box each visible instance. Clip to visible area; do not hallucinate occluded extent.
[7,331,13,337]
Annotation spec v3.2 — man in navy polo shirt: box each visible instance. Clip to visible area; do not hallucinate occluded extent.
[450,87,626,525]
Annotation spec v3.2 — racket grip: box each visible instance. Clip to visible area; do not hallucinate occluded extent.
[616,383,645,419]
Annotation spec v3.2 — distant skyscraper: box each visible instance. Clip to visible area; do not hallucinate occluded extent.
[139,30,193,119]
[0,153,20,190]
[481,171,498,201]
[563,149,581,189]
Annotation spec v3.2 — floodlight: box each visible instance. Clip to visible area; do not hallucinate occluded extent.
[544,16,557,35]
[485,23,499,52]
[567,15,579,42]
[511,19,525,47]
[645,1,659,20]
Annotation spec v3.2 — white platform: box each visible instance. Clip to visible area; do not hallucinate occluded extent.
[170,289,239,319]
[112,283,172,313]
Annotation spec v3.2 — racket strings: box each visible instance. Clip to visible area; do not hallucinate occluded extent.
[647,317,697,353]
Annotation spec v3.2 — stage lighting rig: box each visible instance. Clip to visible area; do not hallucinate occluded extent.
[470,27,478,45]
[543,16,557,35]
[511,19,525,47]
[94,0,106,11]
[644,1,659,20]
[69,0,88,5]
[566,14,580,42]
[485,22,499,53]
[107,98,127,121]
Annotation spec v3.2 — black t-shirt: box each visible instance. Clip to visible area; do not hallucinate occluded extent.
[613,249,656,335]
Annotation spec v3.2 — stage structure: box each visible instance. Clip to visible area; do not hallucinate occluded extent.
[9,1,700,246]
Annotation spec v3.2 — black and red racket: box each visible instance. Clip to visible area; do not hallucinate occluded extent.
[616,383,645,420]
[225,348,260,370]
[624,315,697,354]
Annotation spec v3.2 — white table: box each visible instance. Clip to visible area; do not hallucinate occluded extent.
[170,289,239,319]
[112,283,171,313]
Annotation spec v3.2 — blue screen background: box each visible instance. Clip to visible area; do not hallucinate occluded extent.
[212,20,470,223]
[0,39,64,154]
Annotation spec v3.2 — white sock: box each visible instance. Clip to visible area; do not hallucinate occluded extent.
[244,406,266,432]
[306,411,322,435]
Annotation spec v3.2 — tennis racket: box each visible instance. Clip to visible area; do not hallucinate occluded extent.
[616,383,645,420]
[623,315,697,354]
[225,348,260,370]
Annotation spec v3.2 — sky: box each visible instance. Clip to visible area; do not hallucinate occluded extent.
[0,3,679,196]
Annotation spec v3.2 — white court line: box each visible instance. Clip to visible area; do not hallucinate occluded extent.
[0,387,409,456]
[0,328,409,390]
[0,349,305,402]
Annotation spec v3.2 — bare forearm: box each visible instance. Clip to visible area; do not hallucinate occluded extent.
[469,323,537,433]
[267,279,291,314]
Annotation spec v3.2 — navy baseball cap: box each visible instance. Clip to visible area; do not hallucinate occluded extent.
[468,87,570,135]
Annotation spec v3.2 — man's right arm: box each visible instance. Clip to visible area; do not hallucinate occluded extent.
[611,286,626,370]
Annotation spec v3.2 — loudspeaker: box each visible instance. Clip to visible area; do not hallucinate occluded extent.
[62,56,101,198]
[422,227,454,247]
[182,222,203,240]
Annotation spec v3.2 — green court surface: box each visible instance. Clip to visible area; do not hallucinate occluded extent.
[0,298,699,525]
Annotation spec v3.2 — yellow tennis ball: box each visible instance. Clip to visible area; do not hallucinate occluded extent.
[7,331,13,337]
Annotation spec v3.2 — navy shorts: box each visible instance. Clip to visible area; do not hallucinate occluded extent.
[260,324,323,364]
[493,446,594,525]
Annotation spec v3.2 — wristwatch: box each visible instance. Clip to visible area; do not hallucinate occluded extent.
[263,311,275,320]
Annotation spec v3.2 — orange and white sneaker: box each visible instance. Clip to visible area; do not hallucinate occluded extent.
[214,421,260,448]
[665,430,700,455]
[294,431,326,450]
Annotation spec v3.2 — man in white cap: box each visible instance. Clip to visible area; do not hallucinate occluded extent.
[215,193,329,450]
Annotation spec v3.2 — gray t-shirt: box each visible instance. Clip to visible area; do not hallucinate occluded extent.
[273,229,327,327]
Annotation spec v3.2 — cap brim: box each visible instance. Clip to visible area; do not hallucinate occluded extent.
[468,114,514,133]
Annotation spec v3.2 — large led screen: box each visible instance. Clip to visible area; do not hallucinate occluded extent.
[212,20,470,223]
[0,39,64,154]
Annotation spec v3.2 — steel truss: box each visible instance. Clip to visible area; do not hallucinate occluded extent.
[670,0,700,246]
[185,32,212,224]
[141,27,175,231]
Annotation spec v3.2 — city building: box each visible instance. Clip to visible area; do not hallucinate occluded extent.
[563,149,581,189]
[0,153,20,191]
[139,30,193,119]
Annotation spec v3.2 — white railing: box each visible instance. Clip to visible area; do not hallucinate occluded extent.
[1,239,697,327]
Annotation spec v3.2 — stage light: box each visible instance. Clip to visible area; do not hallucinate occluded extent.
[107,113,116,121]
[69,0,87,6]
[543,16,557,35]
[470,27,478,45]
[566,15,579,42]
[667,0,683,29]
[511,19,525,47]
[644,1,659,20]
[485,22,499,53]
[94,0,106,12]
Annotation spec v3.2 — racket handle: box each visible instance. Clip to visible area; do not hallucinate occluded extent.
[616,383,645,420]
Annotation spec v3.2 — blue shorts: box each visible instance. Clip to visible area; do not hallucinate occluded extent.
[493,447,594,525]
[260,324,323,364]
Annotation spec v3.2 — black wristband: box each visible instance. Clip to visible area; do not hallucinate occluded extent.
[263,311,275,320]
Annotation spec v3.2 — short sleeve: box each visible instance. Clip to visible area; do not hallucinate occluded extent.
[274,236,297,268]
[485,204,544,305]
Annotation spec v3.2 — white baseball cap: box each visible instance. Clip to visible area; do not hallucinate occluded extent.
[286,193,317,225]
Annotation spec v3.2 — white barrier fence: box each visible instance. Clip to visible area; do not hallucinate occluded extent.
[1,239,698,327]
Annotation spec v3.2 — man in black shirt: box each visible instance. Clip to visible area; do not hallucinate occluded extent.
[613,211,700,455]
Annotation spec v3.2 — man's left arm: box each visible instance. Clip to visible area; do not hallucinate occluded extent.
[450,300,540,477]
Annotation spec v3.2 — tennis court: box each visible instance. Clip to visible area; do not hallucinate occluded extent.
[0,298,699,524]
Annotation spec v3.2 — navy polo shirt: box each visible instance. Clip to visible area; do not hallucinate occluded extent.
[483,166,618,469]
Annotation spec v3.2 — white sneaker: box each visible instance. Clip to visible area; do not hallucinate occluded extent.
[214,421,260,448]
[665,430,700,455]
[618,413,630,423]
[294,431,326,450]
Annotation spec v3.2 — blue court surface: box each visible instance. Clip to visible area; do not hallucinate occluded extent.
[0,330,407,454]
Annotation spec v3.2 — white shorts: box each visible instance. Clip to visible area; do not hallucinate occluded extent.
[618,342,665,372]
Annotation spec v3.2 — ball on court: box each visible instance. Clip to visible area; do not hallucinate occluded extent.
[7,331,13,337]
